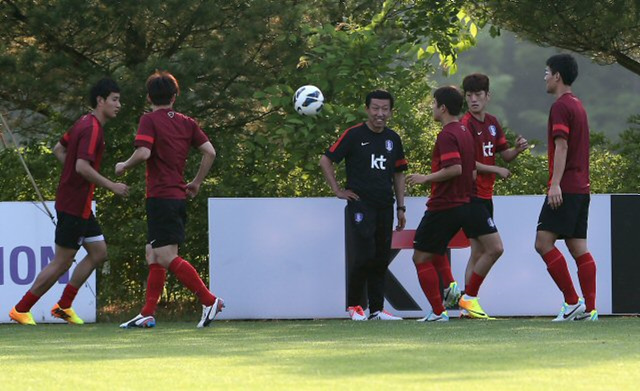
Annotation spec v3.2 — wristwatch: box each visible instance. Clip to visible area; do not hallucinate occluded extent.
[396,206,406,212]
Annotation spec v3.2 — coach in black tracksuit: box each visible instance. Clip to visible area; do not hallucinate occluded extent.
[319,90,408,321]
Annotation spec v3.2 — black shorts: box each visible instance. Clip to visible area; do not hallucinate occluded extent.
[146,198,187,248]
[55,210,104,250]
[537,193,590,239]
[472,197,494,218]
[463,197,498,239]
[414,204,470,255]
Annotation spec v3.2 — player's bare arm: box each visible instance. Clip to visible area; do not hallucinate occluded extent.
[115,146,151,176]
[319,155,360,201]
[52,141,67,164]
[477,161,510,179]
[407,164,462,185]
[548,137,568,209]
[186,141,216,198]
[393,171,406,231]
[76,158,129,197]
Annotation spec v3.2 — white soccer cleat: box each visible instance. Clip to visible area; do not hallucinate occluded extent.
[417,311,449,322]
[347,305,367,321]
[369,310,403,320]
[119,314,155,329]
[552,299,586,322]
[197,297,225,328]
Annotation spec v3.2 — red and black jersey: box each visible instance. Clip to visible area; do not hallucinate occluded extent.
[325,122,407,207]
[427,121,476,211]
[134,109,209,199]
[547,93,590,194]
[55,114,104,219]
[461,112,509,199]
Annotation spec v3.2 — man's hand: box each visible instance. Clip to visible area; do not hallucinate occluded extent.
[396,210,406,231]
[495,167,511,179]
[406,174,429,185]
[110,182,129,197]
[515,135,529,153]
[547,184,563,209]
[115,162,126,176]
[186,181,200,198]
[335,189,359,201]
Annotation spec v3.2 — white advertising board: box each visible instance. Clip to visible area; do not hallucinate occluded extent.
[0,201,97,323]
[209,196,612,319]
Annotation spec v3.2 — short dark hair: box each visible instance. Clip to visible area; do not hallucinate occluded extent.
[546,54,578,86]
[365,89,394,109]
[89,78,120,108]
[146,71,180,105]
[462,73,490,93]
[433,86,463,116]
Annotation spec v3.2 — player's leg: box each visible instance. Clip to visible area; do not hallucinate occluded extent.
[413,207,465,321]
[458,201,501,319]
[465,238,484,285]
[564,194,597,320]
[120,245,165,329]
[10,245,77,325]
[367,206,401,320]
[10,211,82,325]
[535,195,583,320]
[140,244,166,317]
[52,213,107,324]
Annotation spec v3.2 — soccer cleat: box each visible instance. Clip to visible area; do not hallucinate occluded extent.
[552,299,586,322]
[369,310,402,320]
[575,309,598,321]
[197,297,225,328]
[9,307,36,325]
[347,305,367,321]
[119,314,156,329]
[442,281,462,309]
[458,295,495,319]
[51,304,84,325]
[417,310,449,322]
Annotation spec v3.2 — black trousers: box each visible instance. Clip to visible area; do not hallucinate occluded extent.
[345,201,394,314]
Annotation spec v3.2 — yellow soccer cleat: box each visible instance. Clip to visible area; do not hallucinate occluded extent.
[51,303,85,325]
[9,307,36,325]
[458,295,495,320]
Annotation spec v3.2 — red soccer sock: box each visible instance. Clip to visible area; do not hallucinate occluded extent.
[576,252,597,312]
[542,248,579,304]
[433,253,455,286]
[415,262,445,315]
[465,272,485,297]
[57,284,80,309]
[15,291,41,313]
[168,257,216,307]
[141,264,167,317]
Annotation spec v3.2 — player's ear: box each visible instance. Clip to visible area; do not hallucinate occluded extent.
[146,94,151,104]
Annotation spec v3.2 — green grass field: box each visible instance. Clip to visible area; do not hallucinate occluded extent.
[1,317,639,390]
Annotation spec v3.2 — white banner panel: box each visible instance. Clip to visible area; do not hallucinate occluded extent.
[209,196,612,319]
[0,201,97,323]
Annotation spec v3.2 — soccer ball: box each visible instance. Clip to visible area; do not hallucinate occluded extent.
[293,85,324,116]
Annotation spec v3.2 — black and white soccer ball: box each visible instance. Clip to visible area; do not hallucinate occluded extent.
[293,85,324,116]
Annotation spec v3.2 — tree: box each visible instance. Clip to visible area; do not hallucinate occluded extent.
[0,0,479,313]
[468,0,640,76]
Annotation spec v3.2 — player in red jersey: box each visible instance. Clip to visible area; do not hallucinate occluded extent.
[435,74,529,317]
[116,71,222,328]
[407,86,502,322]
[535,54,597,321]
[9,78,129,325]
